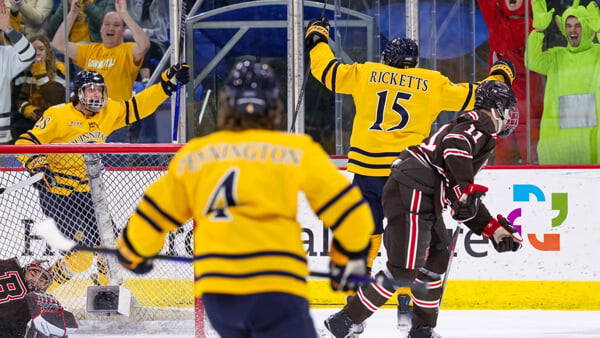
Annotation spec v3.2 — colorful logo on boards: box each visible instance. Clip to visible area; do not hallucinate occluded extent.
[507,184,566,252]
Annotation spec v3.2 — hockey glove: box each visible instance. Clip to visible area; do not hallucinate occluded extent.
[329,238,370,292]
[451,184,488,222]
[305,17,330,51]
[25,292,78,337]
[160,63,190,96]
[24,155,57,189]
[482,215,523,252]
[116,234,154,274]
[489,59,516,87]
[532,0,555,31]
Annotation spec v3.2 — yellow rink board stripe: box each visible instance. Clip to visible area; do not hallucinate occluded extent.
[308,280,600,310]
[50,279,600,310]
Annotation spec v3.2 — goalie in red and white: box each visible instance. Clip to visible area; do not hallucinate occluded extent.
[0,258,78,337]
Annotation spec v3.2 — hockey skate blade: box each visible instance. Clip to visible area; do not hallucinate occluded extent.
[320,321,366,338]
[34,218,77,251]
[318,328,362,338]
[397,312,411,338]
[397,323,410,338]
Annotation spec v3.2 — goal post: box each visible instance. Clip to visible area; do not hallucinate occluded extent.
[0,144,195,323]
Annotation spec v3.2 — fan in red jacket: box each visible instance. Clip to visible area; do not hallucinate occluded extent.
[478,0,545,164]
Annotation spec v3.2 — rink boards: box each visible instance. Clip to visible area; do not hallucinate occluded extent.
[300,167,600,310]
[2,166,599,310]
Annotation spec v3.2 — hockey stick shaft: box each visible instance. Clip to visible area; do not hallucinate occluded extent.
[439,223,461,304]
[35,218,194,262]
[35,218,422,289]
[309,271,425,291]
[198,89,211,125]
[290,0,328,133]
[172,0,187,143]
[0,172,43,195]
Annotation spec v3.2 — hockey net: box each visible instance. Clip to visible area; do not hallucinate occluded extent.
[0,144,205,327]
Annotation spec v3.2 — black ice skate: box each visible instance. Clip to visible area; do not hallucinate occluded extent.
[408,325,442,338]
[397,293,413,337]
[323,310,365,338]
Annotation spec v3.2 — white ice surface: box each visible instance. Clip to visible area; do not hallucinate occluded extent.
[68,309,600,337]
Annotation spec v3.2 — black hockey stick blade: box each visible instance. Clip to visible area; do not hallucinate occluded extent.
[33,218,193,263]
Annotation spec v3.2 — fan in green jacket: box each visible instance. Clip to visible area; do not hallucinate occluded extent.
[526,0,600,164]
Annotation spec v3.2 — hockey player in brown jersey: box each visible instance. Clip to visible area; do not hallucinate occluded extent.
[324,81,524,338]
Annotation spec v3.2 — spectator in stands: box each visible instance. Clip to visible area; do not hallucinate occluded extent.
[15,65,189,288]
[48,0,114,43]
[125,0,169,85]
[0,258,77,337]
[11,34,66,140]
[115,61,373,338]
[0,4,35,144]
[526,0,600,164]
[52,0,150,143]
[478,0,544,164]
[7,0,53,39]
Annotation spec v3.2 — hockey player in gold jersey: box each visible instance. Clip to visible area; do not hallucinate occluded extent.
[116,61,374,338]
[15,64,189,288]
[306,18,516,279]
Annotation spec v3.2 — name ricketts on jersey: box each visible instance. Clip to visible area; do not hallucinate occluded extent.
[308,43,506,177]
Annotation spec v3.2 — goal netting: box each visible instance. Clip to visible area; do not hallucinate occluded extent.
[0,144,203,328]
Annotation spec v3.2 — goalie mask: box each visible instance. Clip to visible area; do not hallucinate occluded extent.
[381,37,419,68]
[24,260,53,292]
[475,81,519,138]
[74,71,108,112]
[223,60,280,116]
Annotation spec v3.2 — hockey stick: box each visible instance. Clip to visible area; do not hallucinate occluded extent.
[290,0,329,133]
[34,218,424,290]
[309,271,425,291]
[172,0,187,143]
[439,223,462,304]
[198,89,211,125]
[0,172,43,195]
[34,218,193,263]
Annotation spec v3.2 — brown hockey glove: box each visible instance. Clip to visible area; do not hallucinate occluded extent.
[160,63,190,95]
[482,215,523,252]
[305,17,330,51]
[329,238,370,292]
[116,233,154,274]
[451,184,488,222]
[489,59,516,87]
[25,292,78,337]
